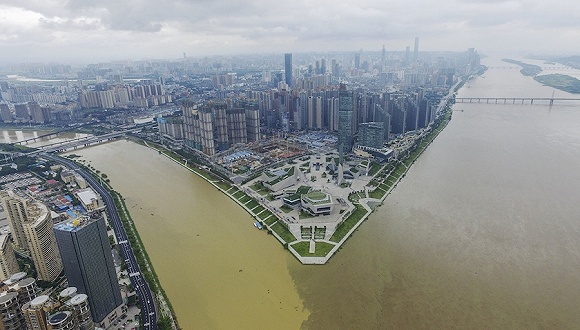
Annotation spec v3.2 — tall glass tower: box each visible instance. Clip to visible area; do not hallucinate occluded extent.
[284,53,293,87]
[337,83,355,153]
[53,215,123,324]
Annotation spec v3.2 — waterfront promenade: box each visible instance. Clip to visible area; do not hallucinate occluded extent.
[139,102,454,265]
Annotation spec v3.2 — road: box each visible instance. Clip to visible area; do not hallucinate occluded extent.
[43,153,158,330]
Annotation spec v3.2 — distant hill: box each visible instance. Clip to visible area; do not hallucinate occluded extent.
[552,56,580,70]
[502,58,543,76]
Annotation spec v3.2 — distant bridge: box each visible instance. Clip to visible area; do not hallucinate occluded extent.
[487,66,570,70]
[12,122,94,145]
[455,97,580,105]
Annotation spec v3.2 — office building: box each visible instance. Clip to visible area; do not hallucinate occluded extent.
[53,215,123,325]
[284,53,293,87]
[337,84,355,153]
[358,122,385,149]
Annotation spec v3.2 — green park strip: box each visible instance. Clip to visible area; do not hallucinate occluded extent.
[258,210,274,220]
[368,188,386,199]
[292,241,336,257]
[253,205,266,214]
[246,199,259,210]
[263,214,277,226]
[270,222,296,243]
[330,204,367,242]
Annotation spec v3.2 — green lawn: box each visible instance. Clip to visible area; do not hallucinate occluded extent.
[369,162,383,176]
[280,204,293,213]
[263,214,277,226]
[215,181,231,190]
[368,188,386,199]
[239,195,251,203]
[232,190,244,198]
[330,205,369,242]
[246,199,259,210]
[253,205,266,215]
[292,241,335,257]
[271,222,296,243]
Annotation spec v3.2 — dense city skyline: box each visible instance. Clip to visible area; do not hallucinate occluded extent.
[1,0,579,64]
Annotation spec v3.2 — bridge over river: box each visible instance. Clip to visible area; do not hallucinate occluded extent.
[455,97,580,105]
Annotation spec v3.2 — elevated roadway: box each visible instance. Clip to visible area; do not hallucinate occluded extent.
[42,154,159,330]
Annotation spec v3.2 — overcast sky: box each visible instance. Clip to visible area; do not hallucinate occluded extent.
[1,0,579,64]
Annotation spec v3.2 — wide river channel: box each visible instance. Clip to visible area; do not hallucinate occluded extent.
[4,56,580,329]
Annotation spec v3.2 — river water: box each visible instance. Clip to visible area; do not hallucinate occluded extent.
[12,56,580,329]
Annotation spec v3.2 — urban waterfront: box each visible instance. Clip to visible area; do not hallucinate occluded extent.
[6,56,580,329]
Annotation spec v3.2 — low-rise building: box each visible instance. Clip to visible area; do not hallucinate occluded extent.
[75,188,104,212]
[301,191,333,216]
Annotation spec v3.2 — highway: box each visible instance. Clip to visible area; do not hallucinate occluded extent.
[43,153,158,330]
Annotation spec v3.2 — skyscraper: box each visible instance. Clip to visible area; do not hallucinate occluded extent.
[53,215,123,324]
[1,192,62,281]
[337,84,355,153]
[284,53,293,87]
[22,202,63,282]
[1,191,29,251]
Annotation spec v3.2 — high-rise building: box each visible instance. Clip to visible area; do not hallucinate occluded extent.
[337,84,355,153]
[227,109,247,144]
[53,215,123,324]
[284,53,293,87]
[21,295,52,330]
[358,122,385,149]
[14,104,29,122]
[23,202,63,282]
[0,103,11,122]
[381,45,386,66]
[354,53,361,70]
[0,292,25,329]
[0,234,19,282]
[1,191,29,251]
[68,293,95,330]
[1,192,62,281]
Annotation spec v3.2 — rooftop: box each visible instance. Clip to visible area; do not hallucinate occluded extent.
[76,188,99,205]
[302,191,332,205]
[54,216,98,233]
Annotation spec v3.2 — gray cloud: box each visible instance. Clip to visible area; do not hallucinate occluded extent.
[0,0,579,64]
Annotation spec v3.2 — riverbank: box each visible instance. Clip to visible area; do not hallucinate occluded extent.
[60,156,179,330]
[130,92,457,265]
[534,74,580,94]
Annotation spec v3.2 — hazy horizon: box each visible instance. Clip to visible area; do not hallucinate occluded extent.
[1,0,579,64]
